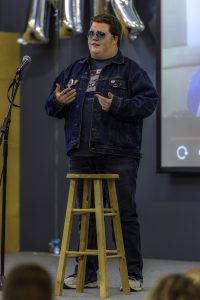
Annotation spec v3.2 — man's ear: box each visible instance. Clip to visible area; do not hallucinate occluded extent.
[113,35,118,46]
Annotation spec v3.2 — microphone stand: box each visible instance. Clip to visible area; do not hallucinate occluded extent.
[0,71,22,290]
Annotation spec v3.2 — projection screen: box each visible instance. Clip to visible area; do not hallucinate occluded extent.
[159,0,200,172]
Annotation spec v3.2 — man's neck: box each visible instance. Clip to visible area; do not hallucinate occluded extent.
[91,49,118,60]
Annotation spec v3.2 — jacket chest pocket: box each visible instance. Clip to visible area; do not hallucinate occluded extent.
[109,79,128,98]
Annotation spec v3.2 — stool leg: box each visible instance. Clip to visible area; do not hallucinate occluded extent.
[94,179,109,298]
[107,179,130,295]
[55,179,78,296]
[76,179,92,293]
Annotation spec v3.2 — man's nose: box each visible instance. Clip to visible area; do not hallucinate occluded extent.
[92,34,99,41]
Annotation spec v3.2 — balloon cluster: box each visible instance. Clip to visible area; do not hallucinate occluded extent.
[18,0,145,45]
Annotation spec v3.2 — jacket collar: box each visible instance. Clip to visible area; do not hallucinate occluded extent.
[79,49,124,65]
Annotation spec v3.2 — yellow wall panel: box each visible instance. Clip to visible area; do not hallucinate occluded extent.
[6,216,19,252]
[0,32,20,79]
[0,32,20,252]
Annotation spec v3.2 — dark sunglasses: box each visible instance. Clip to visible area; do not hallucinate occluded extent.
[87,30,106,40]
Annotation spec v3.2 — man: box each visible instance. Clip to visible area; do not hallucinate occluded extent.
[45,14,158,291]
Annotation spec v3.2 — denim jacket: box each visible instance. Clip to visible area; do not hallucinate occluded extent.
[45,50,158,156]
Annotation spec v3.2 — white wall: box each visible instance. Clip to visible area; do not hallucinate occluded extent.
[162,0,187,48]
[186,0,200,46]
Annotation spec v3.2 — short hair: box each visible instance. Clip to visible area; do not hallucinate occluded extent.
[186,268,200,286]
[147,274,200,300]
[3,263,53,300]
[90,14,122,47]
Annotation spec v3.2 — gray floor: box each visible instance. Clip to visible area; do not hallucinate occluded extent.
[1,252,200,299]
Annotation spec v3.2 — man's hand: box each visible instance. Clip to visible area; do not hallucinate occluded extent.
[96,92,114,111]
[55,83,76,105]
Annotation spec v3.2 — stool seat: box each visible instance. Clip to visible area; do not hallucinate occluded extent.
[55,173,130,298]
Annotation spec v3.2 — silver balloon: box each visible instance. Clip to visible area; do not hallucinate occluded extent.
[93,0,110,16]
[72,0,83,33]
[59,0,83,39]
[59,0,74,38]
[20,0,51,44]
[111,0,145,40]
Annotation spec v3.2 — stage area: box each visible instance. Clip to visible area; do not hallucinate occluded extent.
[1,252,200,299]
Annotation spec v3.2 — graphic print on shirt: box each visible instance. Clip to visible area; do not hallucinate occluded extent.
[86,69,102,93]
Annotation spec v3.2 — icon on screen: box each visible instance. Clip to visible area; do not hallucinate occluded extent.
[176,145,189,160]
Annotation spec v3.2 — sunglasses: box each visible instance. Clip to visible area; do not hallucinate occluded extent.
[87,30,106,40]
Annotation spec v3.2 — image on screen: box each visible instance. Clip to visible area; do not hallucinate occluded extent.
[161,0,200,170]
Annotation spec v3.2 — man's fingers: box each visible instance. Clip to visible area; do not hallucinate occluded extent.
[55,83,60,93]
[96,93,112,112]
[98,98,109,111]
[60,87,72,96]
[97,95,108,105]
[96,94,107,102]
[66,88,76,97]
[96,93,113,102]
[62,89,76,104]
[108,92,114,99]
[96,94,104,99]
[61,89,76,101]
[55,85,76,104]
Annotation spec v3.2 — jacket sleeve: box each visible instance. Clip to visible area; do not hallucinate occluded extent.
[109,70,159,122]
[45,70,69,119]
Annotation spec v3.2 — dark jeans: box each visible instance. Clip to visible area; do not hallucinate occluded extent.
[68,155,143,282]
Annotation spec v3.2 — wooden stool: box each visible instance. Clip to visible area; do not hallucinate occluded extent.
[55,173,130,298]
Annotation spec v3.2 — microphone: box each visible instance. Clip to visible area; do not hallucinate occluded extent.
[16,55,31,74]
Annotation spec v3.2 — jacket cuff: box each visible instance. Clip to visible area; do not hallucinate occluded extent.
[109,96,123,115]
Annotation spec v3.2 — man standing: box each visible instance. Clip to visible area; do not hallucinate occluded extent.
[45,14,158,291]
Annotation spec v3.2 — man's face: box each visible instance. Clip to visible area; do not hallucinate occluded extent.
[88,22,118,60]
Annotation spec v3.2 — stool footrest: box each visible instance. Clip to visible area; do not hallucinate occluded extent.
[72,208,117,217]
[72,208,96,214]
[67,173,119,179]
[72,208,116,214]
[66,249,118,257]
[106,255,121,259]
[104,213,116,216]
